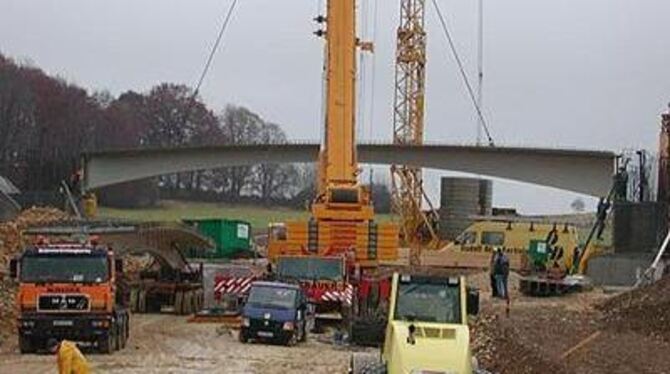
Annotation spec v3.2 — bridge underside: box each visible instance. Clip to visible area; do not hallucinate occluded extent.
[83,143,616,197]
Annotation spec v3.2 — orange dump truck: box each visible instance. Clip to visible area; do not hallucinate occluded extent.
[9,241,129,353]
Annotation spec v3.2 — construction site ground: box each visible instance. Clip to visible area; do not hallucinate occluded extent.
[0,314,357,373]
[2,273,670,373]
[1,210,669,373]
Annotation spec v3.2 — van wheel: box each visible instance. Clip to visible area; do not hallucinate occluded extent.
[299,322,307,342]
[285,333,298,347]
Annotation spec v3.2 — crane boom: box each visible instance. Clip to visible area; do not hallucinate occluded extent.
[268,0,398,267]
[313,0,374,222]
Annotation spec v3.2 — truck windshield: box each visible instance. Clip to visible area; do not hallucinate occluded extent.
[247,286,298,310]
[394,280,461,324]
[20,255,109,283]
[277,257,343,281]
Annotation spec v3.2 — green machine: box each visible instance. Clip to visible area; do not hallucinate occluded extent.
[183,218,252,259]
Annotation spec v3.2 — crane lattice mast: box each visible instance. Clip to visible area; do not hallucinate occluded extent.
[391,0,439,250]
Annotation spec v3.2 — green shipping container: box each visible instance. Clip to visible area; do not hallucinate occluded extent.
[183,218,252,258]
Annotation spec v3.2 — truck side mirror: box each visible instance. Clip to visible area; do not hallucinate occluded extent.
[115,259,123,274]
[466,288,480,316]
[9,259,17,279]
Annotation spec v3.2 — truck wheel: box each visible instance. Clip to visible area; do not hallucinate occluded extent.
[138,290,147,314]
[98,333,113,354]
[196,290,204,311]
[114,324,121,351]
[238,330,248,343]
[185,291,194,314]
[120,319,127,349]
[18,336,33,354]
[174,291,184,315]
[129,288,139,312]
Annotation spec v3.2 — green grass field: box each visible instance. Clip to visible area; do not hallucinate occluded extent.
[98,200,396,232]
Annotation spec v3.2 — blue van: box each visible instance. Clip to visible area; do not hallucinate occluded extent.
[239,281,312,346]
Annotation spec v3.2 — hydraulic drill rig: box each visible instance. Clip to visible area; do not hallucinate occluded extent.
[267,0,399,331]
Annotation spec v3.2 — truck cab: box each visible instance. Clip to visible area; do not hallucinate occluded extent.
[351,273,480,374]
[239,281,313,346]
[9,240,129,353]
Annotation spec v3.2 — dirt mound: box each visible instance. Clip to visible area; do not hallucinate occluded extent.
[471,312,568,374]
[598,275,670,342]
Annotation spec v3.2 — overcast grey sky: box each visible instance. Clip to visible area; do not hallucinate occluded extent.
[2,0,669,213]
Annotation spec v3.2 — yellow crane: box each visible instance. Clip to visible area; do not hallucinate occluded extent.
[391,0,439,257]
[268,0,398,268]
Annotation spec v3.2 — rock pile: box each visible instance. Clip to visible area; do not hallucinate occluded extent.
[471,312,568,374]
[599,274,670,342]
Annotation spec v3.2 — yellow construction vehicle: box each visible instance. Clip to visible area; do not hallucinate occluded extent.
[267,0,399,328]
[349,272,480,374]
[267,0,398,266]
[421,217,608,273]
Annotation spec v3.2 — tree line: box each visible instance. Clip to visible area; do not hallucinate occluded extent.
[0,53,392,211]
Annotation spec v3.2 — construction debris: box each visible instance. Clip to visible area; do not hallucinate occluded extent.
[0,207,69,350]
[0,207,68,267]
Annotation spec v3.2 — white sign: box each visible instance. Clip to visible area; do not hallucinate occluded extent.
[237,224,249,240]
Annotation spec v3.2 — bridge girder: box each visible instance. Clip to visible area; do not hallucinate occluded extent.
[83,143,616,197]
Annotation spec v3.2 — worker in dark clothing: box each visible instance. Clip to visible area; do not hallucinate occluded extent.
[493,248,510,300]
[489,250,499,298]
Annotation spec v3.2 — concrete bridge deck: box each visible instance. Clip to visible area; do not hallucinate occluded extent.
[83,143,617,197]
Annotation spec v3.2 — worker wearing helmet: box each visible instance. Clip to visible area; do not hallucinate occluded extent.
[47,338,90,374]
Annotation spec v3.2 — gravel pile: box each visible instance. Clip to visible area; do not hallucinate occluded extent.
[598,275,670,342]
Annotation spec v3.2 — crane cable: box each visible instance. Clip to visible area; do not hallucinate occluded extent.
[182,0,239,125]
[430,0,495,146]
[193,0,239,98]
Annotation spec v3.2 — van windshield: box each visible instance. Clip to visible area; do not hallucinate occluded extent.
[247,286,298,310]
[21,254,109,283]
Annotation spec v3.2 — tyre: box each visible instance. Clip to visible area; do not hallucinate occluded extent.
[350,318,387,347]
[299,322,307,342]
[285,332,298,347]
[98,333,113,354]
[138,290,147,314]
[113,324,121,351]
[183,291,192,315]
[174,291,184,315]
[238,330,248,343]
[129,288,139,312]
[18,336,33,354]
